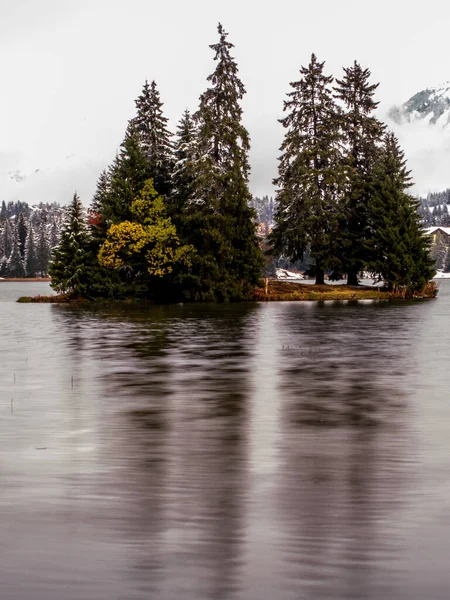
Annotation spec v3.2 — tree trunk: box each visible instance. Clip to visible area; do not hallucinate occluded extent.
[315,267,325,285]
[347,268,359,286]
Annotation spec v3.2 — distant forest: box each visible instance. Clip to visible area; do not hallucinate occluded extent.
[418,189,450,227]
[0,200,64,277]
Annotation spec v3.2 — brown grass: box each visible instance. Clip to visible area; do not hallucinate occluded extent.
[252,279,438,302]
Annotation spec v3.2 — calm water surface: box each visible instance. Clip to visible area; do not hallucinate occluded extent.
[1,281,450,600]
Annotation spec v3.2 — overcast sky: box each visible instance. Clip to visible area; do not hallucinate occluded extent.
[0,0,449,203]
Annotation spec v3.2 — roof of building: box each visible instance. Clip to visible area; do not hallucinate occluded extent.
[424,226,450,236]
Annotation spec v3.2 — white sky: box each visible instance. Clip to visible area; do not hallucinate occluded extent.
[0,0,448,203]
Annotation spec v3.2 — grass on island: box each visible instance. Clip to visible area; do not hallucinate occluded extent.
[252,279,438,301]
[17,294,75,303]
[16,280,438,303]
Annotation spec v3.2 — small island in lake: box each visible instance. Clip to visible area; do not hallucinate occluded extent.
[6,25,436,304]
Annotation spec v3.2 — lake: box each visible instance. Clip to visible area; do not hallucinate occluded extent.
[1,281,450,599]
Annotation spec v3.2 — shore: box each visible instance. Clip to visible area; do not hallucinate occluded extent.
[0,278,51,282]
[16,279,438,303]
[251,279,438,301]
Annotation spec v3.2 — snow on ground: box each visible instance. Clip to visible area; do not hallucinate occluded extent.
[276,269,305,280]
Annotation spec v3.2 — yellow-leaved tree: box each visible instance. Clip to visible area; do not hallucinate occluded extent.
[98,179,194,277]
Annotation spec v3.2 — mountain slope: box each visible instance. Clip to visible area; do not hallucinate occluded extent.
[389,83,450,127]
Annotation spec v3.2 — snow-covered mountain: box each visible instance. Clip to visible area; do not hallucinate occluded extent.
[388,83,450,127]
[386,83,450,195]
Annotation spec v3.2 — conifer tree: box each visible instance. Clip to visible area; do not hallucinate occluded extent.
[7,227,26,277]
[133,80,174,198]
[3,219,12,259]
[334,61,385,284]
[35,221,51,277]
[172,109,197,216]
[49,193,92,296]
[16,213,28,259]
[99,121,150,227]
[270,54,345,284]
[25,227,38,278]
[91,169,111,216]
[182,23,263,300]
[368,132,435,292]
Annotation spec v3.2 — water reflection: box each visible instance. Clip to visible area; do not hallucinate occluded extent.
[1,291,446,599]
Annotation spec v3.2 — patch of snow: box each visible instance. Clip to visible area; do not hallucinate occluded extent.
[276,268,304,280]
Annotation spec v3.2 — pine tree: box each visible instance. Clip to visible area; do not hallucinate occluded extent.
[368,132,435,292]
[25,226,38,278]
[334,61,385,284]
[133,80,174,198]
[181,23,263,301]
[49,193,92,296]
[270,54,345,284]
[7,227,26,277]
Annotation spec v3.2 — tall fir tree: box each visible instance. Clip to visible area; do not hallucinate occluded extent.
[133,80,174,198]
[99,121,150,227]
[25,226,38,278]
[7,227,26,277]
[16,213,28,259]
[181,23,263,301]
[270,54,346,284]
[3,219,12,259]
[49,193,92,296]
[334,61,385,284]
[367,132,435,292]
[35,220,51,277]
[172,109,197,217]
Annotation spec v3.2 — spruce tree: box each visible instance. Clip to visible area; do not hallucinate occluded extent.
[334,61,385,284]
[368,132,435,292]
[172,109,197,216]
[133,80,174,198]
[270,54,345,284]
[16,213,28,259]
[25,227,38,278]
[99,121,150,227]
[182,23,263,301]
[3,219,12,259]
[7,227,26,277]
[49,193,91,296]
[35,221,51,277]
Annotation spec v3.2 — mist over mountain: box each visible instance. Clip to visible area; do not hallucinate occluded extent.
[0,154,104,206]
[386,83,450,196]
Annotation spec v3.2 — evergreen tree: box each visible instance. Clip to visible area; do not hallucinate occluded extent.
[133,80,174,198]
[368,133,435,292]
[7,228,26,277]
[334,61,385,284]
[91,169,111,216]
[35,220,51,277]
[99,121,150,227]
[172,109,197,216]
[16,212,28,259]
[49,217,60,249]
[270,54,345,284]
[49,193,92,296]
[3,219,12,259]
[180,23,263,301]
[25,227,38,278]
